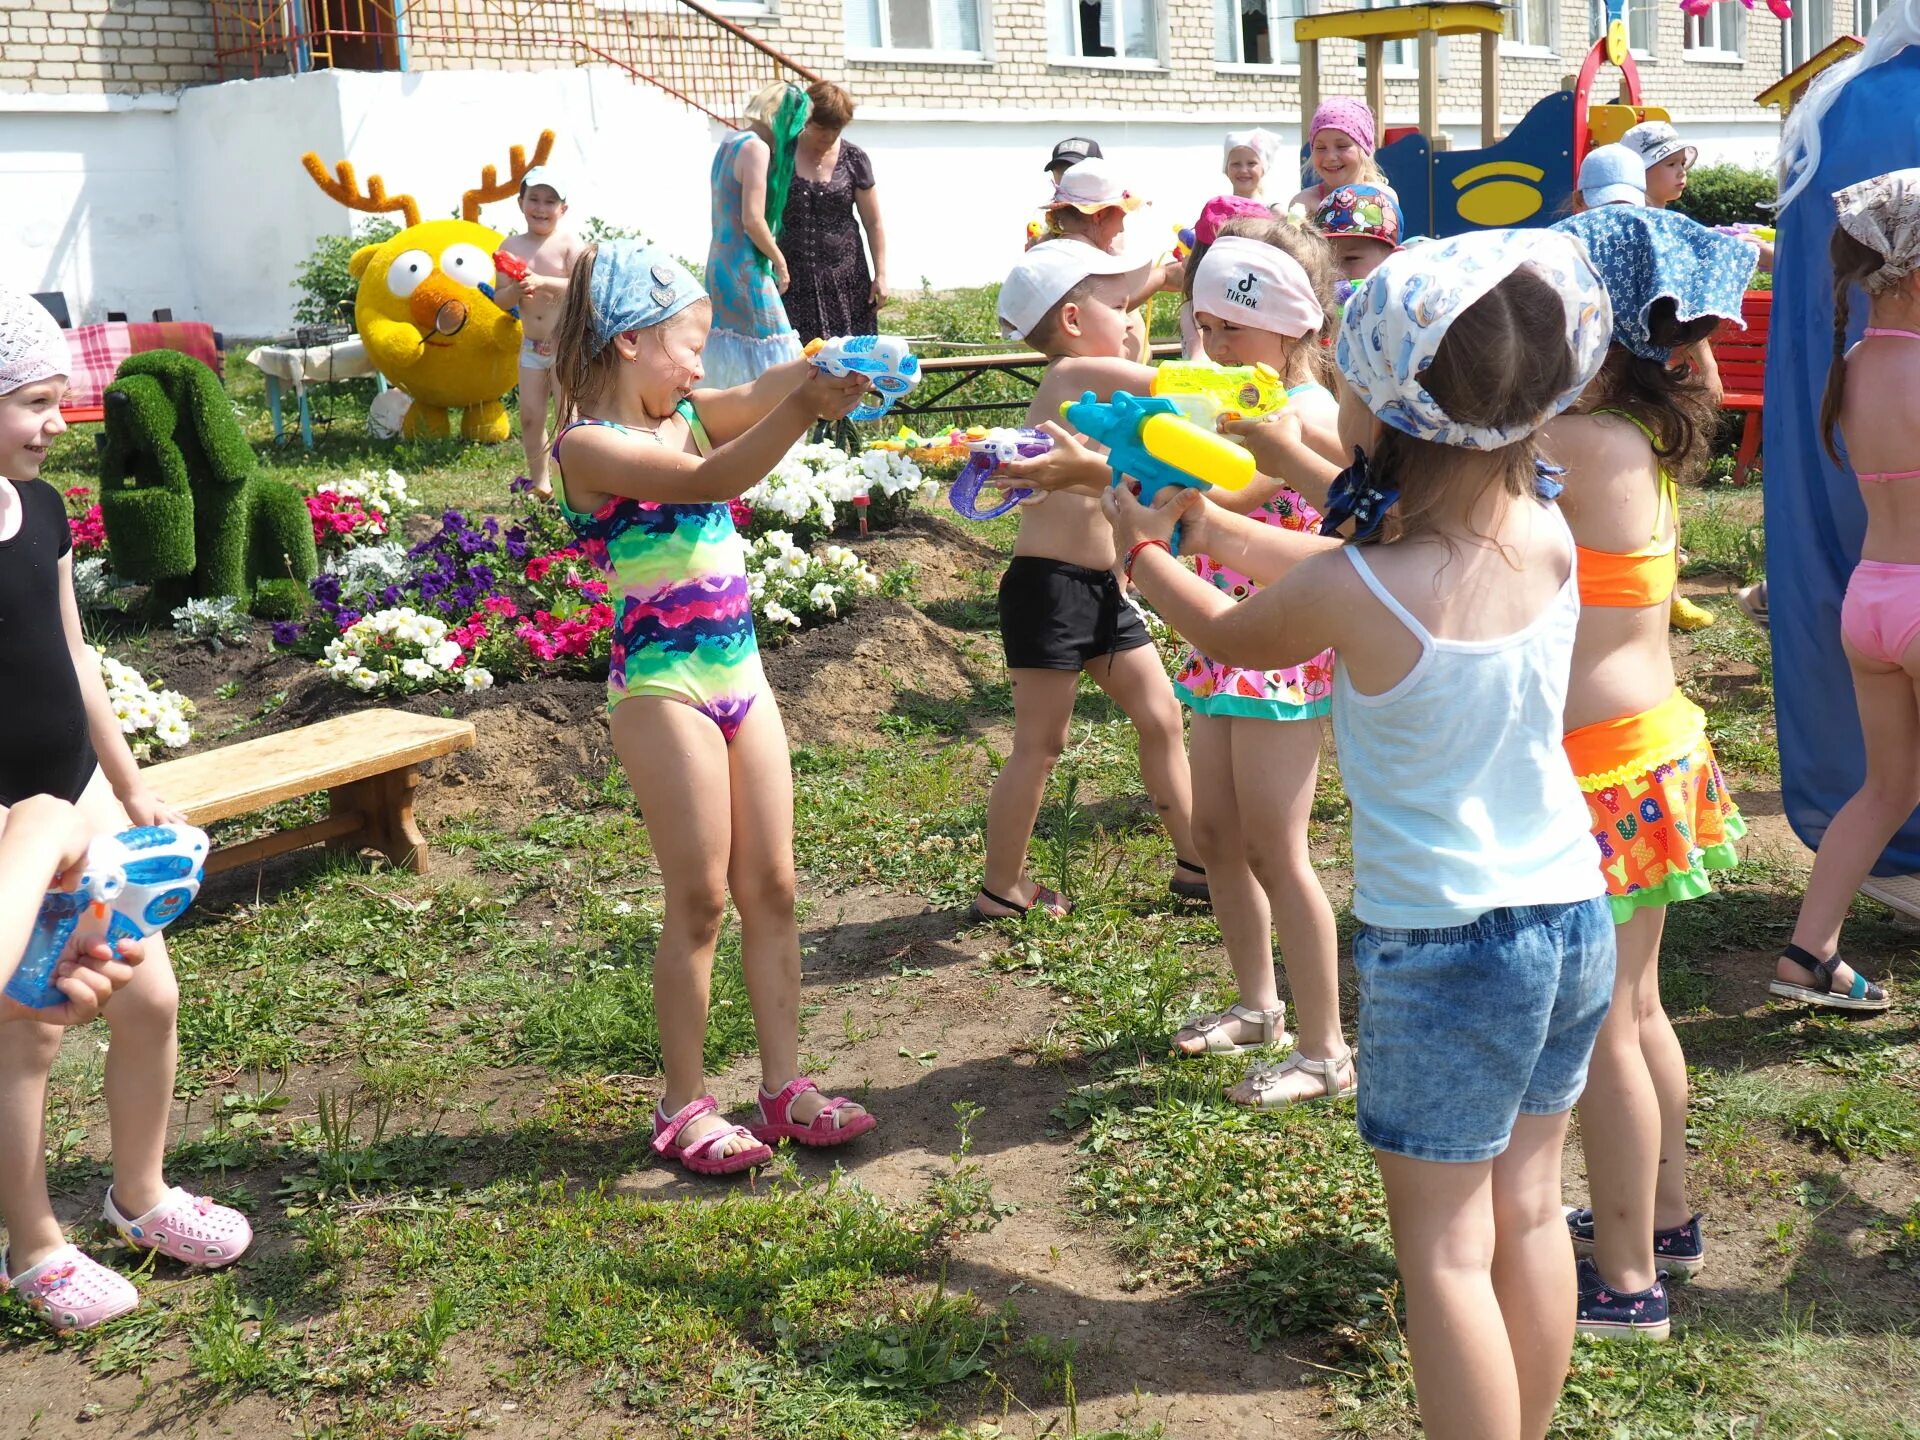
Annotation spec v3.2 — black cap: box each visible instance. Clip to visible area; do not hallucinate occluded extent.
[1044,137,1102,171]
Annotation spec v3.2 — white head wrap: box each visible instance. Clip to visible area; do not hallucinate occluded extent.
[0,286,71,396]
[1835,167,1920,293]
[1335,228,1612,451]
[1191,236,1325,338]
[1223,128,1283,172]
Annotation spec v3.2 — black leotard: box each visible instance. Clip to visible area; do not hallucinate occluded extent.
[0,479,96,807]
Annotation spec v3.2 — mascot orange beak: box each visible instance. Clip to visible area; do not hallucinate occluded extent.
[410,274,473,341]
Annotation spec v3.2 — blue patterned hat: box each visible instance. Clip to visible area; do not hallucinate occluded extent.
[1552,206,1757,361]
[588,239,706,355]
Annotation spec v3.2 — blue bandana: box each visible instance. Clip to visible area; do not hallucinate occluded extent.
[1551,207,1756,361]
[588,239,706,355]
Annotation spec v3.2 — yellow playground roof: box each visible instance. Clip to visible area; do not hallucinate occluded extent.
[1295,1,1504,43]
[1755,35,1864,112]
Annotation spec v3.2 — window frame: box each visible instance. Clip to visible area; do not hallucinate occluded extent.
[1783,0,1833,74]
[1502,0,1557,58]
[845,0,992,62]
[1683,0,1744,61]
[1049,0,1168,68]
[1350,0,1417,78]
[1214,0,1305,72]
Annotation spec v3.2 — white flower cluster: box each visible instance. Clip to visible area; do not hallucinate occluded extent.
[171,595,250,645]
[72,556,118,612]
[324,541,413,607]
[318,606,492,696]
[746,530,879,630]
[95,647,195,760]
[743,442,928,529]
[328,466,415,517]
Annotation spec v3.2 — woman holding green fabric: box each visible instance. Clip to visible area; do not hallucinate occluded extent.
[705,82,811,389]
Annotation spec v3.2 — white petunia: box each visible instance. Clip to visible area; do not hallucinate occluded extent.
[808,582,838,612]
[461,666,494,692]
[424,640,463,670]
[400,658,436,682]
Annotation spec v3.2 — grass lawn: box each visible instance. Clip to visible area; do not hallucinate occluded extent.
[6,305,1917,1440]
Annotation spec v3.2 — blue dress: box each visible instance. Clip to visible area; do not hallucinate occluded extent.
[706,130,804,389]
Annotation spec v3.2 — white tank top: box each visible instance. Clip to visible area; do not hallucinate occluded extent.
[1331,517,1604,930]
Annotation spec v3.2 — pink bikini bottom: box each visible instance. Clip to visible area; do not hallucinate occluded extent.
[1841,560,1920,666]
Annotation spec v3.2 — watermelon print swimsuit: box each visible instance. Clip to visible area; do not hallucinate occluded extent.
[553,404,765,741]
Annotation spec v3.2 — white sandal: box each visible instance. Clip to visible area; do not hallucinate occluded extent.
[1233,1046,1357,1109]
[1172,1003,1289,1056]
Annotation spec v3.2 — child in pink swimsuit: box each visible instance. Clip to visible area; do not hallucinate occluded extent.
[1772,167,1920,1014]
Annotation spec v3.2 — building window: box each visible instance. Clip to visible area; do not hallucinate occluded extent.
[848,0,984,54]
[1506,0,1554,50]
[1684,0,1744,56]
[1857,0,1883,31]
[1053,0,1162,61]
[1353,0,1414,72]
[1217,0,1303,66]
[1784,0,1832,70]
[1591,0,1655,54]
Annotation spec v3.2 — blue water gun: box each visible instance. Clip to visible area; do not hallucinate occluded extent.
[804,336,922,422]
[1060,391,1256,555]
[5,825,209,1012]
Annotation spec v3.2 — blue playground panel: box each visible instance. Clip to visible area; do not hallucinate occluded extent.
[1378,91,1577,239]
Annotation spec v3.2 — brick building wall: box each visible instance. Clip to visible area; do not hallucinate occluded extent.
[0,0,218,94]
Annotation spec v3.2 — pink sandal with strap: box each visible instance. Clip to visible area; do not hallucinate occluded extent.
[750,1077,878,1148]
[651,1097,772,1177]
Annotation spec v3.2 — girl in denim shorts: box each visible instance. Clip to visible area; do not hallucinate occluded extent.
[1106,230,1619,1440]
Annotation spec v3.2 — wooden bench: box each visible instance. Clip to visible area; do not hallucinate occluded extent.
[1709,289,1770,485]
[894,342,1181,420]
[144,710,475,877]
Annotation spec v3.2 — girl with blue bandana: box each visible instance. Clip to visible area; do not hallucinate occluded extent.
[548,240,878,1178]
[1104,230,1616,1440]
[1544,205,1756,1339]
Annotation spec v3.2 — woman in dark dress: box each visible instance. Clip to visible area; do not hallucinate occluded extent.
[779,82,889,344]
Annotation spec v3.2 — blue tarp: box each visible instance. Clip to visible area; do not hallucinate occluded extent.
[1764,44,1920,875]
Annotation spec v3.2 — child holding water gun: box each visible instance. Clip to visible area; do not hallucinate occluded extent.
[1287,99,1389,215]
[1176,195,1274,360]
[1771,168,1919,1013]
[1107,229,1618,1440]
[0,796,145,1027]
[0,286,251,1330]
[492,165,583,501]
[548,241,878,1176]
[1544,206,1757,1337]
[974,240,1205,918]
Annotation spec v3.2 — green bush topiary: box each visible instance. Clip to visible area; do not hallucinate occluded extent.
[1673,165,1777,229]
[99,351,320,617]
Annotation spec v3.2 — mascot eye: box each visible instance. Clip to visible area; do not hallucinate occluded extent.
[386,249,434,300]
[439,244,493,289]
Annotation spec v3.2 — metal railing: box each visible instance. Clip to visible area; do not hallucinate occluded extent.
[205,0,818,124]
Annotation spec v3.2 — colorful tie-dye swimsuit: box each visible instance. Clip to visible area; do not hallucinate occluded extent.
[553,404,765,741]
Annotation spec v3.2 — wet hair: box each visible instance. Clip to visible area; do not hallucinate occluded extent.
[551,242,711,426]
[806,81,855,131]
[1367,264,1578,543]
[1821,226,1891,465]
[1184,215,1339,384]
[1582,299,1720,482]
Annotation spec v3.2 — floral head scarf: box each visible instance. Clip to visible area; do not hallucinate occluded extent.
[1835,167,1920,293]
[1552,206,1756,360]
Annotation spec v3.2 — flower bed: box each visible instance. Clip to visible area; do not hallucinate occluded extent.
[96,647,194,759]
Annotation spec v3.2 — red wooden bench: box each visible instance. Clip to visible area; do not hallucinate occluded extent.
[1709,289,1769,485]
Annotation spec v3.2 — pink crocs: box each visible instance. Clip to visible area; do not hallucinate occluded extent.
[3,1244,139,1332]
[104,1186,252,1267]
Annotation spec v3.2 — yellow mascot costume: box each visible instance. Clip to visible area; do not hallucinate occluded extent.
[299,133,555,443]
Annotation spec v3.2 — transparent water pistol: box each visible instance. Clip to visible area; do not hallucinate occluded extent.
[948,428,1053,521]
[804,336,922,421]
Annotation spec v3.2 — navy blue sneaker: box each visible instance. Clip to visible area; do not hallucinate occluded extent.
[1575,1257,1670,1340]
[1565,1207,1705,1280]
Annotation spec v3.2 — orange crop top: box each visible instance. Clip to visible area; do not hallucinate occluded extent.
[1574,412,1679,609]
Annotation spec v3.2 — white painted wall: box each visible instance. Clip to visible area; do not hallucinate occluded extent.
[0,72,1782,335]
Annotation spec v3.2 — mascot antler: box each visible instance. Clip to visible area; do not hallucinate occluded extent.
[461,131,557,223]
[300,153,422,230]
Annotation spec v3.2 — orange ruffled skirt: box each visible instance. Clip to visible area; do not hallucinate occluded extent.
[1564,691,1745,923]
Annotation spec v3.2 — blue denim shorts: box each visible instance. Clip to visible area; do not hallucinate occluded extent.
[1353,897,1616,1164]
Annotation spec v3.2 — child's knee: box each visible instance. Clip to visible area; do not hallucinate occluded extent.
[1011,724,1069,766]
[665,881,729,945]
[732,862,797,921]
[107,963,180,1037]
[1,1018,63,1072]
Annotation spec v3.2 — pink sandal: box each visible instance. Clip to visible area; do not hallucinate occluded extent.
[750,1077,878,1148]
[3,1244,139,1332]
[651,1097,773,1177]
[105,1186,252,1267]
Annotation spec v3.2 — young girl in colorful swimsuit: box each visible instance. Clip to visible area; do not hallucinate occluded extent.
[1107,230,1618,1440]
[1546,206,1758,1338]
[1162,218,1353,1108]
[1773,168,1920,1014]
[550,240,878,1177]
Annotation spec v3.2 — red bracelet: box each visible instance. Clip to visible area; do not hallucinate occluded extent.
[1124,538,1171,585]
